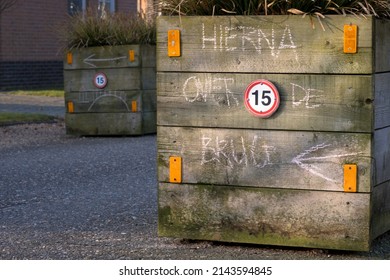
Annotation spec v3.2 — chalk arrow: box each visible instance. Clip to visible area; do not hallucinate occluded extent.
[83,54,127,68]
[291,143,361,183]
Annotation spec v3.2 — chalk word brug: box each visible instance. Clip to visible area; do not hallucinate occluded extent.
[202,23,298,60]
[201,135,276,169]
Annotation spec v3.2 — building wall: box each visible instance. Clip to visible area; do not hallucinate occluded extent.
[0,0,138,90]
[118,0,137,13]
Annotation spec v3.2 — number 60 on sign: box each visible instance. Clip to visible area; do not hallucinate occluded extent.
[244,79,280,118]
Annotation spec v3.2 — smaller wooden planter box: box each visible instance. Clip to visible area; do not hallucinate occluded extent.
[64,45,156,135]
[157,15,390,251]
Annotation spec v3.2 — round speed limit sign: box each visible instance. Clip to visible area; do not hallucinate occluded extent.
[244,79,280,118]
[93,72,108,89]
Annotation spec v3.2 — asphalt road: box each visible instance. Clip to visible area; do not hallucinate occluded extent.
[0,122,390,260]
[0,93,390,260]
[0,123,160,259]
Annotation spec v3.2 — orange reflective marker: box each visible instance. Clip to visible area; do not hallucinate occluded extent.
[131,101,137,112]
[344,164,357,192]
[129,50,135,62]
[168,30,181,57]
[344,24,357,54]
[67,52,73,64]
[67,101,74,113]
[169,156,182,183]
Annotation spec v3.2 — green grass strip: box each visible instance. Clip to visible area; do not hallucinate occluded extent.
[3,90,64,98]
[0,112,58,125]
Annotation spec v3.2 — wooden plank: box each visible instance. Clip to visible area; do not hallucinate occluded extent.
[157,15,374,74]
[157,126,372,192]
[142,90,157,112]
[140,44,157,68]
[65,112,144,135]
[372,181,390,239]
[142,111,157,134]
[64,68,141,92]
[66,111,156,135]
[142,67,157,90]
[374,73,390,129]
[65,89,156,113]
[375,19,390,73]
[374,127,390,184]
[158,183,371,251]
[157,72,373,132]
[64,45,141,70]
[65,90,141,113]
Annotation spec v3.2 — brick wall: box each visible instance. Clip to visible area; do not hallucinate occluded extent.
[0,0,138,90]
[117,0,138,13]
[0,61,64,90]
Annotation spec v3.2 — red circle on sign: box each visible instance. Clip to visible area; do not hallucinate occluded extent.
[94,72,108,89]
[244,79,280,118]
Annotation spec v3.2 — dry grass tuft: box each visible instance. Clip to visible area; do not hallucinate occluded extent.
[59,10,156,51]
[157,0,390,17]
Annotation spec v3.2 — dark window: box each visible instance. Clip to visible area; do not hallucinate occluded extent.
[68,0,87,15]
[98,0,115,18]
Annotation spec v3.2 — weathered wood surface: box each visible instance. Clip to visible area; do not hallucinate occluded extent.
[374,73,390,129]
[63,66,155,93]
[158,72,373,132]
[64,44,156,135]
[372,181,390,239]
[62,63,155,92]
[375,19,390,73]
[158,126,372,192]
[64,69,142,92]
[157,15,378,74]
[140,44,157,68]
[64,44,156,70]
[142,90,157,112]
[158,183,371,251]
[65,90,156,113]
[64,45,141,69]
[142,111,157,134]
[374,126,390,184]
[142,67,157,90]
[156,15,390,250]
[65,112,156,135]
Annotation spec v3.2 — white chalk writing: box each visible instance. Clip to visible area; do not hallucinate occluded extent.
[83,54,127,68]
[291,143,362,182]
[182,76,327,110]
[183,76,239,107]
[201,135,275,168]
[78,91,130,111]
[291,83,324,109]
[202,23,298,60]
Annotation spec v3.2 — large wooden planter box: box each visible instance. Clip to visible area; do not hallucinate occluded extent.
[156,15,390,251]
[64,45,156,135]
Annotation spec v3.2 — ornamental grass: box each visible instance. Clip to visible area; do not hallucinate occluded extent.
[157,0,390,17]
[60,10,156,50]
